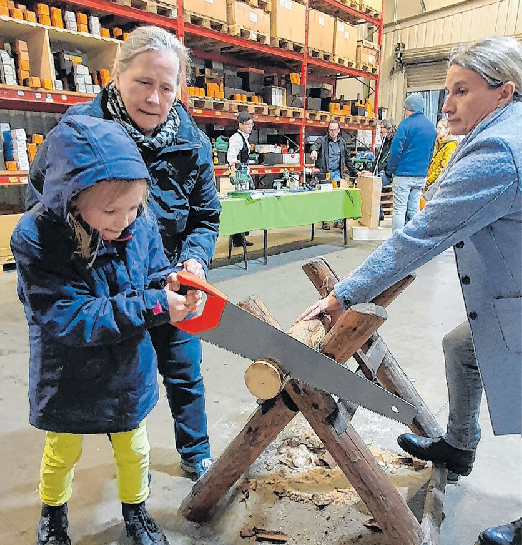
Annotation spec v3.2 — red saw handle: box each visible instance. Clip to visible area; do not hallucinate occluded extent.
[174,270,228,334]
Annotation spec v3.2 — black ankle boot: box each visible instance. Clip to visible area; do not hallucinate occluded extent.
[479,518,522,545]
[122,502,169,545]
[37,503,71,545]
[397,434,475,476]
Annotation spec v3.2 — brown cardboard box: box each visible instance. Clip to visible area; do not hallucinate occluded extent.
[356,40,379,65]
[270,0,305,45]
[183,0,227,23]
[333,19,357,61]
[357,175,381,229]
[308,9,334,53]
[227,0,269,34]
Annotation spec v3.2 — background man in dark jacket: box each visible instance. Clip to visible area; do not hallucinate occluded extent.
[387,93,437,231]
[310,120,358,229]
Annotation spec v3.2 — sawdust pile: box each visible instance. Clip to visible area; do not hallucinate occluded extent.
[247,430,427,508]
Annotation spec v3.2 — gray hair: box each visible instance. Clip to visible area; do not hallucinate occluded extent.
[381,118,396,136]
[449,37,522,100]
[113,26,190,83]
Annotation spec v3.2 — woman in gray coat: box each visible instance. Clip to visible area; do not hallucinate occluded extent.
[299,37,521,545]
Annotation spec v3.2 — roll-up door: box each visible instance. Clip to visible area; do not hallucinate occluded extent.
[402,44,451,91]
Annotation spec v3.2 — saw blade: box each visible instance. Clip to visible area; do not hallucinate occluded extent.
[197,302,416,425]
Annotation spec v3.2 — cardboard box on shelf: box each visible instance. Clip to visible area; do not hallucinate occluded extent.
[183,0,227,23]
[227,0,269,34]
[263,86,286,107]
[357,40,379,65]
[359,0,382,13]
[308,9,334,53]
[333,19,357,61]
[270,0,305,45]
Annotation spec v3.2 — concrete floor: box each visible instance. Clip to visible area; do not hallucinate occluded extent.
[1,223,520,545]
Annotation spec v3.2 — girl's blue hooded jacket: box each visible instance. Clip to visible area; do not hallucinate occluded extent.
[11,115,174,434]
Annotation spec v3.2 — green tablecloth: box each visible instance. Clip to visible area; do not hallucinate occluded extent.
[218,189,362,236]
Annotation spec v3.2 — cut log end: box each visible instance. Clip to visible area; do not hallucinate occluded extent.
[244,359,284,400]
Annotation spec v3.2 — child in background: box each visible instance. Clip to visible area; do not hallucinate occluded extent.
[11,115,199,545]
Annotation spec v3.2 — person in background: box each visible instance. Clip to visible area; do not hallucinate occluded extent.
[298,36,521,545]
[12,115,200,545]
[387,93,437,231]
[424,117,459,190]
[26,26,221,480]
[360,118,396,222]
[227,111,254,247]
[310,120,358,230]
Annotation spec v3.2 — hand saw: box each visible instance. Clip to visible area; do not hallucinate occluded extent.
[175,271,416,425]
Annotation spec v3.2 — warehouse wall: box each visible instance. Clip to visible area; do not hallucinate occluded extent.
[380,0,522,122]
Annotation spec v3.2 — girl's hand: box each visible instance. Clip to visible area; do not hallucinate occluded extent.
[298,291,343,322]
[164,283,202,324]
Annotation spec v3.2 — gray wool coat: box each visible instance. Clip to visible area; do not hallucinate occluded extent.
[334,100,522,436]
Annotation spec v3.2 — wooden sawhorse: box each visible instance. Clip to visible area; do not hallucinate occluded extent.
[180,257,448,545]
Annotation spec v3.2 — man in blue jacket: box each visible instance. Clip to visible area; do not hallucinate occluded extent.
[387,93,437,231]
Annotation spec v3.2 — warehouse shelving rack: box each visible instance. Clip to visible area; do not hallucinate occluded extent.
[0,0,383,186]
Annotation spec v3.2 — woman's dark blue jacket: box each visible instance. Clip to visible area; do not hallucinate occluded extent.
[26,90,221,273]
[11,115,174,434]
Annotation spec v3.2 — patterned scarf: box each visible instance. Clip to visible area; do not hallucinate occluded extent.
[105,81,180,151]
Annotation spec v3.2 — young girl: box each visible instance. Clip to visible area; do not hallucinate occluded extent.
[11,115,199,545]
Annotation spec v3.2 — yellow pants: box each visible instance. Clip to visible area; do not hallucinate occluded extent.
[39,420,150,506]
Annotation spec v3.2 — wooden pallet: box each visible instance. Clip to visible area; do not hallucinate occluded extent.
[329,113,346,124]
[356,62,372,73]
[336,0,359,8]
[333,56,356,68]
[270,37,305,53]
[183,11,228,32]
[278,107,293,118]
[308,48,333,61]
[228,25,269,45]
[306,110,330,122]
[352,115,367,126]
[188,97,229,111]
[267,105,281,117]
[236,0,272,12]
[112,0,177,18]
[287,107,304,119]
[250,102,269,115]
[359,4,382,19]
[228,100,251,113]
[155,0,177,18]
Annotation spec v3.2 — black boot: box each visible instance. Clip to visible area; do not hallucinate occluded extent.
[397,434,475,476]
[122,502,169,545]
[37,503,71,545]
[478,518,522,545]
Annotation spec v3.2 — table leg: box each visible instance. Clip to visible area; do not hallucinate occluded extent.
[310,223,315,241]
[263,230,267,265]
[343,218,347,245]
[242,237,248,270]
[228,236,233,260]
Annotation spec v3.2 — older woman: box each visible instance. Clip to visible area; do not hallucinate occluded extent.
[299,37,521,545]
[27,27,220,489]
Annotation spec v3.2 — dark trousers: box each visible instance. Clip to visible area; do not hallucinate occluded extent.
[150,323,210,465]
